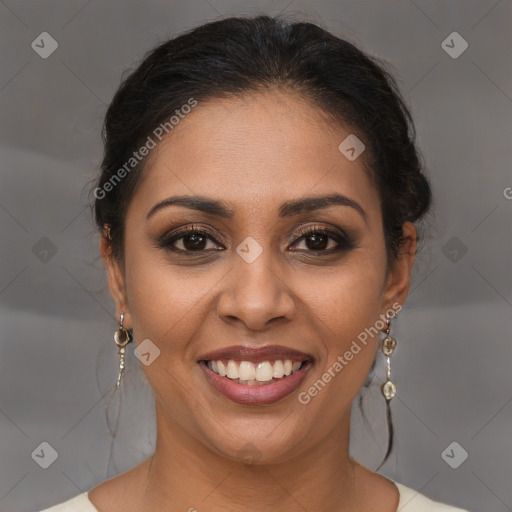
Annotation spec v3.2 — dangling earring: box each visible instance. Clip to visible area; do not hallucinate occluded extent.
[113,311,132,388]
[376,310,399,471]
[381,311,397,401]
[104,311,132,437]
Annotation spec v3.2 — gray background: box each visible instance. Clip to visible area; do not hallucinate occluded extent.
[0,1,511,511]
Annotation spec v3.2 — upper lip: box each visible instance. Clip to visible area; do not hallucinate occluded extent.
[197,344,314,364]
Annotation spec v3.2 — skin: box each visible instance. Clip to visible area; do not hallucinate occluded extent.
[91,89,417,512]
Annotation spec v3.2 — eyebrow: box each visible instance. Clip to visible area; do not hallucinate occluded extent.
[146,193,367,224]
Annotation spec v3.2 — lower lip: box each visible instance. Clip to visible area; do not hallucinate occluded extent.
[198,361,313,405]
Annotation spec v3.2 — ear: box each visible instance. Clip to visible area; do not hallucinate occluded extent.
[100,226,132,329]
[381,222,417,313]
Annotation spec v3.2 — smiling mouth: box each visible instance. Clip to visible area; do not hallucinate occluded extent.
[199,359,310,386]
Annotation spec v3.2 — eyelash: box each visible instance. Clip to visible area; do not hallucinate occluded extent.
[157,223,356,255]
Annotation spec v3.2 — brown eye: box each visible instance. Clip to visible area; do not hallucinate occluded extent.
[304,232,332,251]
[177,232,210,251]
[158,226,224,252]
[289,226,355,253]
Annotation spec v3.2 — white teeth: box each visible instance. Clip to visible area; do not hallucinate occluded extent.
[255,362,274,381]
[207,358,306,383]
[226,360,239,379]
[273,360,285,378]
[239,361,256,380]
[240,379,260,386]
[217,360,227,377]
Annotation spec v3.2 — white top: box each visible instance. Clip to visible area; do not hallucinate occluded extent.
[39,478,472,511]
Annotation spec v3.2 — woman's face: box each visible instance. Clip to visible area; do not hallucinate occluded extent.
[102,90,416,463]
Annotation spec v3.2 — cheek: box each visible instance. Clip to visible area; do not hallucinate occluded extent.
[123,243,227,356]
[302,256,386,338]
[298,255,386,392]
[121,248,211,417]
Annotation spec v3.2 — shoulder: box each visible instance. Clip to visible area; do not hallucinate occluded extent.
[391,479,473,512]
[37,478,473,512]
[37,492,98,512]
[38,461,148,512]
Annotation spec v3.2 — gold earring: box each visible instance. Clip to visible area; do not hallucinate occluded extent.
[381,311,397,401]
[104,311,132,438]
[113,311,132,388]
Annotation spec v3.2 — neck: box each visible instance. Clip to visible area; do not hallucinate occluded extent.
[134,401,362,512]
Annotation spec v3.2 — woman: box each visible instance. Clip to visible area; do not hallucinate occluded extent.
[40,15,473,512]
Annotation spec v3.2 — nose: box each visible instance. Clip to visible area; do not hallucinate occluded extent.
[216,250,296,331]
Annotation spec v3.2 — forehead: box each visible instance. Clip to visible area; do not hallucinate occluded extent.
[128,90,380,224]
